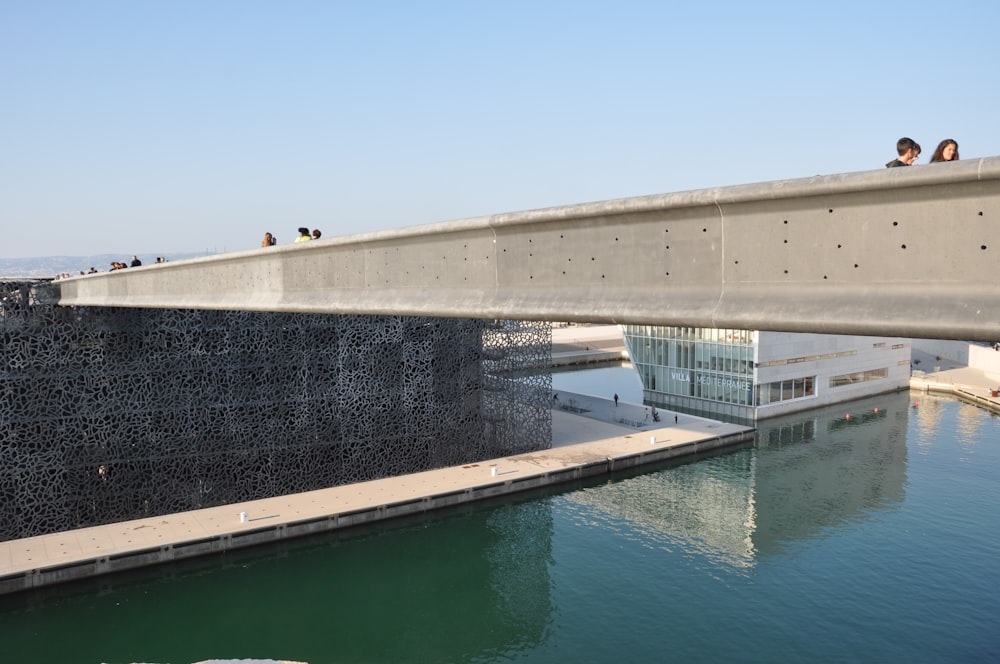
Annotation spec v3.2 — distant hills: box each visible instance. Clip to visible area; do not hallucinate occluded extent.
[0,253,213,279]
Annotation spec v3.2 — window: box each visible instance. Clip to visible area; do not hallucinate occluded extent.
[829,368,888,388]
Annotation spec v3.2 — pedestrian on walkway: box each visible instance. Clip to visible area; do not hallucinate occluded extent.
[614,393,619,407]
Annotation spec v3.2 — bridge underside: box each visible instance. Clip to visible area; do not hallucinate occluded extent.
[57,158,1000,341]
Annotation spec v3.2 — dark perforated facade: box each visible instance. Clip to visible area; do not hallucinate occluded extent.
[1,280,551,540]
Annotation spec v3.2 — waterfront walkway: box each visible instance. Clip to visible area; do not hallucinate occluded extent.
[0,387,751,594]
[909,347,1000,415]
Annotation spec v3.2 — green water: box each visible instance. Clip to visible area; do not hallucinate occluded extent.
[2,389,999,663]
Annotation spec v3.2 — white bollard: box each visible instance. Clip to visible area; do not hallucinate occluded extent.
[491,466,498,477]
[650,436,656,445]
[239,511,249,523]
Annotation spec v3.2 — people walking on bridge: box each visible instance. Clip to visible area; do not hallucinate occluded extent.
[886,137,921,167]
[261,232,277,247]
[130,256,142,267]
[295,227,312,242]
[614,393,619,407]
[312,229,322,240]
[929,139,959,163]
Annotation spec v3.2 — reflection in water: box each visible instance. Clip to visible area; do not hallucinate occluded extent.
[0,501,555,663]
[563,391,910,567]
[6,390,995,663]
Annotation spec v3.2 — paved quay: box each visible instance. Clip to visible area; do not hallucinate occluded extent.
[0,397,752,594]
[909,347,1000,415]
[0,325,750,595]
[550,323,629,368]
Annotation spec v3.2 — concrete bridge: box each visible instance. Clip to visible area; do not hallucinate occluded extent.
[58,157,1000,341]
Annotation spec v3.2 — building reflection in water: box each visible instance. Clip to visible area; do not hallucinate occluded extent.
[562,390,910,569]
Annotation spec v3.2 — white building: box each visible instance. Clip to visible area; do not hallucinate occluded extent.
[621,326,911,422]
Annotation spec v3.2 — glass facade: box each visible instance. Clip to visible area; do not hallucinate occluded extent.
[622,326,756,411]
[622,325,909,423]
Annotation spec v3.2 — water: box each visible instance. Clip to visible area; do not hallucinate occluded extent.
[2,370,999,663]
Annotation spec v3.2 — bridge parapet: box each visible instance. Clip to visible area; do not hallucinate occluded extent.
[57,157,1000,340]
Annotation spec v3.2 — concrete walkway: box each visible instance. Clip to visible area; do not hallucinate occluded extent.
[0,391,752,594]
[908,345,1000,414]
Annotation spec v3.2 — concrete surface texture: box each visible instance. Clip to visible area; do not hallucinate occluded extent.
[56,157,1000,341]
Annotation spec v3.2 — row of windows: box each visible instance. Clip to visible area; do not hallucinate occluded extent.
[829,367,888,387]
[757,349,856,368]
[757,376,815,405]
[627,340,755,376]
[623,326,756,345]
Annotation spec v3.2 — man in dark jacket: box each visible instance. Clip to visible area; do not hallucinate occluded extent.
[886,137,921,167]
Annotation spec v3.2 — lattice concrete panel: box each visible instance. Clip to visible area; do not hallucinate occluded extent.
[0,280,551,540]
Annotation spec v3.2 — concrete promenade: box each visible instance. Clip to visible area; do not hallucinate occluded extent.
[0,396,751,594]
[909,351,1000,415]
[550,322,629,367]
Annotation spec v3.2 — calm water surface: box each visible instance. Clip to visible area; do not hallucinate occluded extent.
[1,375,999,663]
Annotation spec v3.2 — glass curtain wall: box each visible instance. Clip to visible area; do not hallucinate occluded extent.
[622,326,757,414]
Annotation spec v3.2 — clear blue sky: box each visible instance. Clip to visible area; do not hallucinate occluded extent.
[3,1,998,259]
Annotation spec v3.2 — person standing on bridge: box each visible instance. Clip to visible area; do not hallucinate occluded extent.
[312,229,322,240]
[261,232,277,247]
[886,137,921,168]
[295,227,312,242]
[929,139,959,163]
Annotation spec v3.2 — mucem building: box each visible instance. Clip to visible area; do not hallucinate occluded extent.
[0,280,551,540]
